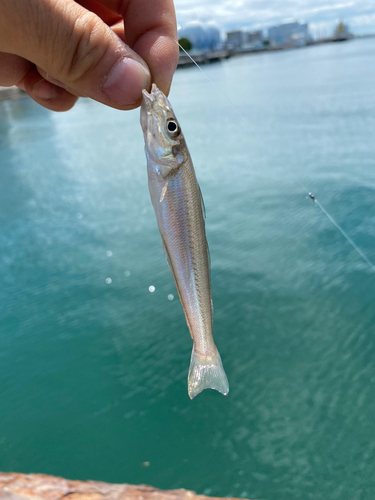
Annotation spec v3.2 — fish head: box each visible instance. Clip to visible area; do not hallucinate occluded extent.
[141,84,186,167]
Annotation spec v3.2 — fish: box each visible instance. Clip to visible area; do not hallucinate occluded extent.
[140,84,229,399]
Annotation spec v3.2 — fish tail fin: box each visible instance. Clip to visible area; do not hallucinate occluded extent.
[188,346,229,399]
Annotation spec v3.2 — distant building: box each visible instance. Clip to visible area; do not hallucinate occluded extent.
[268,22,310,47]
[226,30,243,48]
[178,22,221,50]
[245,30,263,44]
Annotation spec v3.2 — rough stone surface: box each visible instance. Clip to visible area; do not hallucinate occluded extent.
[0,86,27,101]
[0,474,249,500]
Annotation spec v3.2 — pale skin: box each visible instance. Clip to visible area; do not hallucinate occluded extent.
[0,0,179,112]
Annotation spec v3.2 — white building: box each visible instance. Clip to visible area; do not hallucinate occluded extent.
[268,22,310,47]
[245,31,263,44]
[178,22,221,50]
[226,30,243,49]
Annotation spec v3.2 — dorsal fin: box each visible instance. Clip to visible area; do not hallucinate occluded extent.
[198,185,206,219]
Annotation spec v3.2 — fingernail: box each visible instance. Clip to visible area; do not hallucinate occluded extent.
[102,58,149,105]
[33,80,57,101]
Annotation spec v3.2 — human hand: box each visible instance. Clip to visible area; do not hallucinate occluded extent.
[0,0,178,111]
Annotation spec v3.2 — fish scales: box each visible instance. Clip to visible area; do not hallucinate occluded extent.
[157,157,212,348]
[140,84,229,399]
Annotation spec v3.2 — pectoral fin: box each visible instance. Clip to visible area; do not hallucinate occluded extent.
[160,181,168,202]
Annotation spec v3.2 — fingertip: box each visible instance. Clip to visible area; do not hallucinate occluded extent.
[22,69,79,112]
[102,56,150,106]
[32,85,79,111]
[154,35,179,96]
[133,33,179,97]
[33,79,57,101]
[33,79,78,111]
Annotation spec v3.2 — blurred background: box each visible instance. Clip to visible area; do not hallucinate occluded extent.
[1,2,375,500]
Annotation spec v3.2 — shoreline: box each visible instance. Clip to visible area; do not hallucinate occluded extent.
[1,36,371,101]
[176,36,361,68]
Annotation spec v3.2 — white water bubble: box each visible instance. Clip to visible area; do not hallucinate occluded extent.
[124,270,131,277]
[106,278,112,284]
[76,213,83,219]
[106,250,113,257]
[168,294,174,301]
[149,285,155,293]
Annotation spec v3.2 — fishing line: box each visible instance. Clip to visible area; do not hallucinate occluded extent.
[176,41,375,275]
[296,179,375,273]
[177,43,246,120]
[315,200,375,273]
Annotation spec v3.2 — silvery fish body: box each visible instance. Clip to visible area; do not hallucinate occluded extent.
[140,84,229,399]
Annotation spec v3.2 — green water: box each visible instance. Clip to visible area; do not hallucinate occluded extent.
[1,38,375,500]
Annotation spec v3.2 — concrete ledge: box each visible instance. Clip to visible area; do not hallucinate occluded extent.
[0,473,251,500]
[0,86,27,101]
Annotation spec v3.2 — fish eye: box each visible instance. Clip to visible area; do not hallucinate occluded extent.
[167,119,180,137]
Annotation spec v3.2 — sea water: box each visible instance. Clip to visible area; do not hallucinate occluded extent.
[1,37,375,500]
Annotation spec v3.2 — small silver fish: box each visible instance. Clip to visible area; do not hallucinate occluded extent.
[140,84,229,399]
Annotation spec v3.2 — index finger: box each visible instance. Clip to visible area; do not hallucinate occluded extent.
[100,0,179,95]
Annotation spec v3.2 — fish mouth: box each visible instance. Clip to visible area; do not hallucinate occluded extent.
[141,88,153,104]
[142,83,160,104]
[141,84,159,117]
[140,83,168,135]
[141,84,159,133]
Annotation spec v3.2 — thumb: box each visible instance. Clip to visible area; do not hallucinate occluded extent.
[0,0,151,109]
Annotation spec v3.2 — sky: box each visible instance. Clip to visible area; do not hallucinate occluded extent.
[174,0,375,37]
